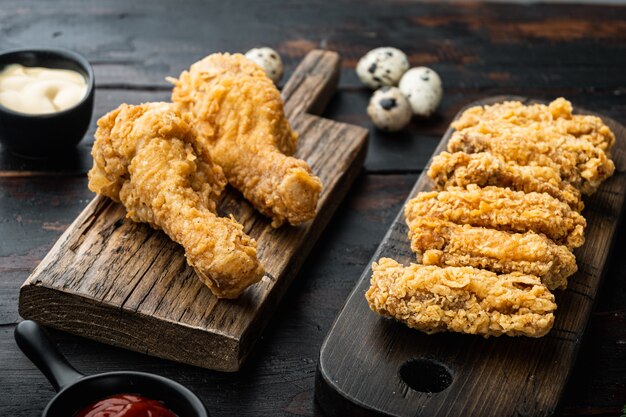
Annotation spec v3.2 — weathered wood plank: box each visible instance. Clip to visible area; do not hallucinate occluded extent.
[1,175,624,416]
[315,96,626,417]
[2,88,624,175]
[1,1,625,415]
[2,0,626,175]
[2,1,626,89]
[18,50,369,371]
[0,174,416,416]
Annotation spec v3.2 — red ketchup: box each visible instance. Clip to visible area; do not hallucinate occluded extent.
[74,394,177,417]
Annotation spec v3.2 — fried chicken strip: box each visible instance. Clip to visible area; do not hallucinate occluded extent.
[427,151,583,211]
[406,216,577,290]
[452,98,615,152]
[405,185,586,249]
[366,258,556,337]
[170,53,323,228]
[448,121,614,195]
[88,103,265,299]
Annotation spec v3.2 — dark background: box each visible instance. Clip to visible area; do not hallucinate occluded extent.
[0,1,625,416]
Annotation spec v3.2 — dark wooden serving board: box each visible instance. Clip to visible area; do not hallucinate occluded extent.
[18,50,368,372]
[315,96,626,417]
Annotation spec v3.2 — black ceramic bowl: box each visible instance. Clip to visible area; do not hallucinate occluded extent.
[0,48,95,156]
[15,321,209,417]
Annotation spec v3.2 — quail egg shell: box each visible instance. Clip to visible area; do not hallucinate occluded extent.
[398,67,443,117]
[245,47,283,84]
[367,87,413,132]
[356,47,409,89]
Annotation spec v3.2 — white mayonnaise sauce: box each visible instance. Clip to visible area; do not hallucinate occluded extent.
[0,64,88,114]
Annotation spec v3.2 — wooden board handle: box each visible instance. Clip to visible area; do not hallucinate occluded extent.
[315,96,626,417]
[18,49,369,372]
[282,49,340,119]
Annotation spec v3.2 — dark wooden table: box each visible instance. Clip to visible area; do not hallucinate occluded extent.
[1,1,625,416]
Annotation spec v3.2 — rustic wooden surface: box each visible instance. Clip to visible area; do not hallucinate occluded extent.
[1,1,625,416]
[316,97,626,417]
[18,50,368,372]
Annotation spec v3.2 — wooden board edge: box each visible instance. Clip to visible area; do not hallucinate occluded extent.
[17,48,369,372]
[282,49,341,119]
[19,283,242,372]
[18,124,369,373]
[551,201,626,417]
[21,194,105,287]
[315,366,384,417]
[314,96,626,416]
[236,125,369,368]
[548,105,626,416]
[315,199,626,417]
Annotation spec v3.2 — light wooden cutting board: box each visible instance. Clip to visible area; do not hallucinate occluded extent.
[19,50,368,372]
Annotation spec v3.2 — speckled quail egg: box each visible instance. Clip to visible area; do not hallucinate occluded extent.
[367,87,413,132]
[356,47,410,89]
[244,47,283,84]
[398,67,443,117]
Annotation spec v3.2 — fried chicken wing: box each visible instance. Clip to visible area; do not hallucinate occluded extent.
[406,216,577,290]
[366,258,556,337]
[170,53,323,228]
[405,185,586,249]
[427,151,583,211]
[452,98,615,152]
[88,102,265,299]
[448,121,614,195]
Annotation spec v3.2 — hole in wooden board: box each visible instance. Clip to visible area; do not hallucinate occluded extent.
[399,358,453,393]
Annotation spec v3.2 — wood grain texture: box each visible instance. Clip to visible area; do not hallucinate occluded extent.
[3,1,626,175]
[1,174,624,417]
[3,1,626,89]
[0,174,419,416]
[18,50,369,372]
[2,88,624,176]
[1,1,626,415]
[315,96,626,417]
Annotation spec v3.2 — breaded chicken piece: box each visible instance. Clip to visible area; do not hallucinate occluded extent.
[366,258,556,337]
[452,98,615,152]
[170,53,323,228]
[88,103,265,299]
[405,185,586,249]
[427,152,583,211]
[406,216,577,290]
[448,121,614,195]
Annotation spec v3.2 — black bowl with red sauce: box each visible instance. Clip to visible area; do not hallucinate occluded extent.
[75,393,176,417]
[14,321,209,417]
[45,371,202,417]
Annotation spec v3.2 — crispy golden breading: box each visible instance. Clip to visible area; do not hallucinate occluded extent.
[452,98,615,152]
[405,185,586,249]
[448,120,614,195]
[88,103,265,299]
[427,152,583,211]
[366,258,556,337]
[170,53,323,228]
[406,216,577,290]
[365,98,618,338]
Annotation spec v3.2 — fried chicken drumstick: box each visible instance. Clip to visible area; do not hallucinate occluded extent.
[428,152,583,211]
[171,53,323,228]
[407,216,577,290]
[366,258,556,337]
[405,185,586,249]
[88,102,265,299]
